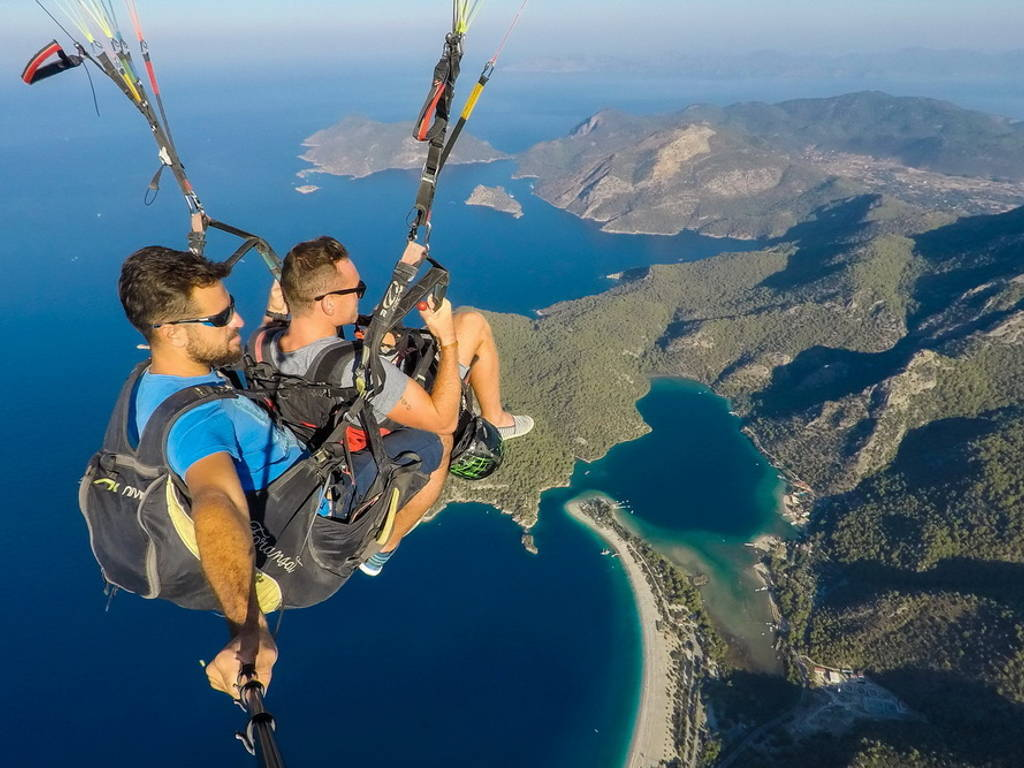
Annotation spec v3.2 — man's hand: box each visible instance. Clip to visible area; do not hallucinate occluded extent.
[206,624,278,699]
[266,280,288,317]
[401,241,428,266]
[418,297,456,346]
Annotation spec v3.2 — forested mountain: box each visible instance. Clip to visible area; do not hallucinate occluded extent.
[456,199,1024,765]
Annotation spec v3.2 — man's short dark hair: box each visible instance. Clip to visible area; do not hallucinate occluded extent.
[281,236,350,312]
[119,246,230,340]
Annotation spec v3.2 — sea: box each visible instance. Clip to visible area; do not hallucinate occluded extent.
[2,48,1022,766]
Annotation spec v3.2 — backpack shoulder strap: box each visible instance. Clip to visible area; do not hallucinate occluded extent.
[249,323,287,365]
[307,340,360,387]
[102,360,151,453]
[137,384,239,467]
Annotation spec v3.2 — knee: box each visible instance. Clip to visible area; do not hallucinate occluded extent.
[454,309,490,340]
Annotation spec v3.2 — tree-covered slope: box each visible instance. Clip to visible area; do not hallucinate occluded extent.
[450,200,1024,765]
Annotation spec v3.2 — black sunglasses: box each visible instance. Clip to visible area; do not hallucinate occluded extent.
[152,296,237,329]
[314,280,366,302]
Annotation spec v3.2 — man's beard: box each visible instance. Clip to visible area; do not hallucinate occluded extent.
[185,328,243,369]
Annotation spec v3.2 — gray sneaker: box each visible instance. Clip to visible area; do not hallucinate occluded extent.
[496,414,535,440]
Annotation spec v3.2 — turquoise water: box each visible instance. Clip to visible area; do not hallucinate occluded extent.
[561,379,792,672]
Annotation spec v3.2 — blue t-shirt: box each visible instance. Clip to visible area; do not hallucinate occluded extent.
[133,370,306,491]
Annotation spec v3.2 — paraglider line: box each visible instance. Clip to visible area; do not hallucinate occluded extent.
[490,0,528,64]
[82,55,101,116]
[35,0,78,43]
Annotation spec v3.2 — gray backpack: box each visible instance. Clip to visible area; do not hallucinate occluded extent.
[79,362,420,612]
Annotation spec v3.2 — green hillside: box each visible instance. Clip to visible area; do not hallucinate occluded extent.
[450,200,1024,765]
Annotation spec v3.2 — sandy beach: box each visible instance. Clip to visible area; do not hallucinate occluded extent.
[565,496,682,768]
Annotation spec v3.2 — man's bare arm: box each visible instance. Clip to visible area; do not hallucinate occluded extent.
[185,452,277,695]
[386,342,461,434]
[187,452,256,628]
[385,298,460,434]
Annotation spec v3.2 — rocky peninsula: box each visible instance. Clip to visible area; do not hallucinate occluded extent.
[297,115,507,179]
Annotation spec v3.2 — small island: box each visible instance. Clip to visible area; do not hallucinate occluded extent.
[294,184,320,195]
[465,184,524,218]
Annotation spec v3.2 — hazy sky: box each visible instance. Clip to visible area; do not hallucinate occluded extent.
[6,0,1024,67]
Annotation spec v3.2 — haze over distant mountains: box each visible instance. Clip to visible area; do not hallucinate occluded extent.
[299,92,1024,241]
[517,92,1024,238]
[508,49,1024,83]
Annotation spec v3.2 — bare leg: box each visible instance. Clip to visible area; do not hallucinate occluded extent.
[453,310,515,428]
[381,433,452,552]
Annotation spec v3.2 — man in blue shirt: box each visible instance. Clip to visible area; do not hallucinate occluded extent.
[118,245,443,698]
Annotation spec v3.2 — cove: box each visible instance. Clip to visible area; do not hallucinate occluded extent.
[562,377,794,673]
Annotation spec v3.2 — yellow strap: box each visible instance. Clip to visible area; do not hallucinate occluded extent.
[375,487,402,545]
[165,480,200,557]
[460,81,486,120]
[121,70,142,103]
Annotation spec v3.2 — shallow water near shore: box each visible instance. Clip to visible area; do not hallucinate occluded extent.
[563,378,793,674]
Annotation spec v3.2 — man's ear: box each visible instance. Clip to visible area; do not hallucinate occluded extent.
[320,296,337,318]
[157,324,189,349]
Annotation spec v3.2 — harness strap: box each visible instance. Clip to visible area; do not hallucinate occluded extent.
[409,32,463,240]
[252,323,286,365]
[390,260,450,319]
[307,339,359,385]
[137,383,238,467]
[103,360,150,452]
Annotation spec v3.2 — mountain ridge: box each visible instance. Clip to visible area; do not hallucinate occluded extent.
[515,92,1024,239]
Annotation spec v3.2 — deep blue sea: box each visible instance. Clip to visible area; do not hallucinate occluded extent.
[3,47,1022,766]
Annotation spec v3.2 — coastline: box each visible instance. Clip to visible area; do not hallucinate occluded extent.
[297,155,509,181]
[565,492,707,768]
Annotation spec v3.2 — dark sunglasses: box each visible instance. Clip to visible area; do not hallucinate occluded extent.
[152,296,237,328]
[314,280,366,302]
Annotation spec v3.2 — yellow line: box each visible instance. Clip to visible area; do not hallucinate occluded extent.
[80,0,113,40]
[460,82,485,120]
[59,0,94,42]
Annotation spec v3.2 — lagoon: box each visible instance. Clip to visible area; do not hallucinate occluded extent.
[561,378,792,675]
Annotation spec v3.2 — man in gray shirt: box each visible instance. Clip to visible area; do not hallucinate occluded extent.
[258,236,532,574]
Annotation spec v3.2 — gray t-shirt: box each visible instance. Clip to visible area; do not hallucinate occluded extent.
[270,336,410,423]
